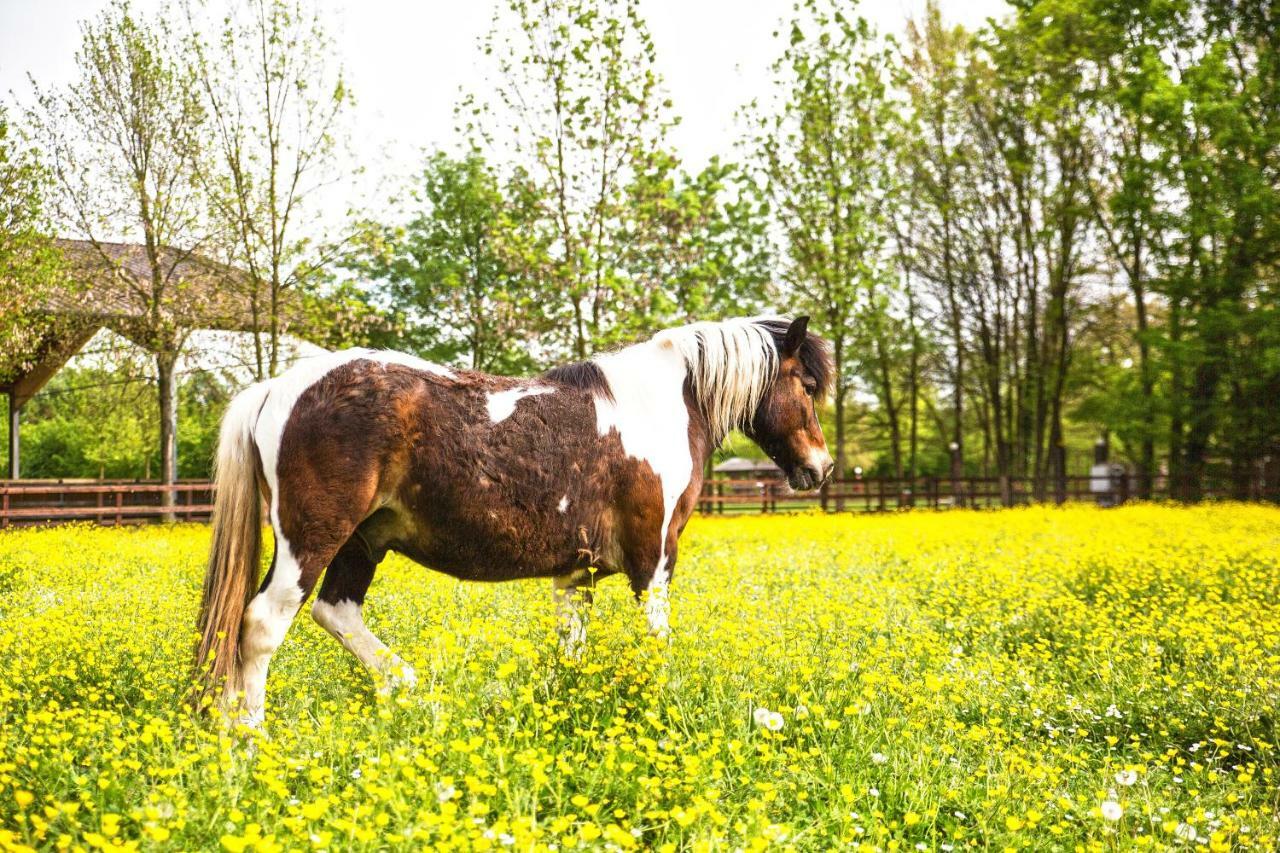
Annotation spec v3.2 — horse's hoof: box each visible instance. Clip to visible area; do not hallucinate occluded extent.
[235,707,265,731]
[377,662,418,696]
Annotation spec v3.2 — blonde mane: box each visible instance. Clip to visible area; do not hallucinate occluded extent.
[651,318,783,445]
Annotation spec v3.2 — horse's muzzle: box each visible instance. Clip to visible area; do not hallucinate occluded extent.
[788,461,833,492]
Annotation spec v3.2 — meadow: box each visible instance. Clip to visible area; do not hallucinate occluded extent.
[0,505,1277,851]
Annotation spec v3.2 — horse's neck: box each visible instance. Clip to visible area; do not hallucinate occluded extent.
[593,342,714,470]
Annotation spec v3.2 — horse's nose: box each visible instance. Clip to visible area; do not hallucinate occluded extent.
[821,459,836,482]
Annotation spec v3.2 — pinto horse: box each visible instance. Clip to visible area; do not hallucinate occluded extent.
[194,316,834,724]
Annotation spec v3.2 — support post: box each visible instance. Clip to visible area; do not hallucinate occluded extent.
[156,351,179,522]
[6,391,18,480]
[949,442,963,508]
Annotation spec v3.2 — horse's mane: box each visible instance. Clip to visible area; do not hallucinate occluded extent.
[542,359,614,401]
[653,317,834,444]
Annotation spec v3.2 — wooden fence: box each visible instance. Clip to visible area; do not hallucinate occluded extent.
[0,480,214,527]
[697,473,1277,515]
[0,472,1274,527]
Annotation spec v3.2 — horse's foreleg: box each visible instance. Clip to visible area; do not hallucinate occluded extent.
[552,571,593,656]
[626,543,676,640]
[312,535,415,693]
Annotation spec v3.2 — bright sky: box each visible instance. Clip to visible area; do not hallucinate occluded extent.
[1,0,1009,197]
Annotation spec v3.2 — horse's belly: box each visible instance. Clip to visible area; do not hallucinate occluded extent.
[388,506,591,582]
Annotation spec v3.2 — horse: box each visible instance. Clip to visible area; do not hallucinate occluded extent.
[193,315,834,725]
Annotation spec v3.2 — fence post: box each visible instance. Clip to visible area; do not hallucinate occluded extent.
[950,442,964,508]
[1,489,7,529]
[115,491,123,526]
[1054,445,1067,505]
[820,480,829,513]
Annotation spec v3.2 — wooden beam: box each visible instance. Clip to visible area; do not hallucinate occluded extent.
[9,324,101,408]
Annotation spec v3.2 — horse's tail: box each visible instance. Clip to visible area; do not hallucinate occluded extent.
[191,381,270,711]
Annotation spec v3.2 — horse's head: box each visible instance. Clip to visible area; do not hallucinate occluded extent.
[746,316,835,491]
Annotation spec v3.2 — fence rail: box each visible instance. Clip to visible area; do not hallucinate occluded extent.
[0,480,214,527]
[1,472,1275,527]
[697,473,1278,515]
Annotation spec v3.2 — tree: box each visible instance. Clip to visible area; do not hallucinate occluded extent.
[898,3,972,487]
[617,151,772,336]
[748,0,900,482]
[897,1,1106,500]
[346,152,542,373]
[464,0,672,358]
[185,0,353,379]
[1082,0,1177,498]
[0,101,67,478]
[0,103,62,370]
[30,0,209,507]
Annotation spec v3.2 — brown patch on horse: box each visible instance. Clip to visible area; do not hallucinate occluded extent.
[274,362,631,584]
[274,361,428,590]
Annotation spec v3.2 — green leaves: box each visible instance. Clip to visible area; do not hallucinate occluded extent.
[343,152,542,374]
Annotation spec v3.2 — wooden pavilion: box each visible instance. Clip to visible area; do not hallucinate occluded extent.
[1,239,256,479]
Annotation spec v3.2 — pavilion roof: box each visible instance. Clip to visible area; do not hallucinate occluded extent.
[43,239,256,329]
[1,239,263,402]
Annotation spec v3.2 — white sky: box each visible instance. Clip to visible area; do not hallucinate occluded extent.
[1,0,1009,198]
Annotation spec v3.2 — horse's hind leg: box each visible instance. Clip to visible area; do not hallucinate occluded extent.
[235,519,355,727]
[552,570,594,657]
[312,532,416,693]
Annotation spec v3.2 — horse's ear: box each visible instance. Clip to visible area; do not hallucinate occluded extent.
[783,316,809,357]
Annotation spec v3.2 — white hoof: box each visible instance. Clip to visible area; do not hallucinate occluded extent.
[232,706,265,731]
[377,660,417,696]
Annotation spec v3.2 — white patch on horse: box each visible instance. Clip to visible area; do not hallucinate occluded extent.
[593,340,693,602]
[367,349,456,378]
[312,598,416,693]
[557,495,569,513]
[486,386,553,423]
[589,319,788,633]
[806,446,834,478]
[645,558,671,637]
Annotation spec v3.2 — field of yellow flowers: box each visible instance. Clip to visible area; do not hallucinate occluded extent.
[1,504,1278,851]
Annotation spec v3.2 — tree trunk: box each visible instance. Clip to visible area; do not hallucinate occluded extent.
[269,276,282,377]
[907,291,920,486]
[157,351,179,522]
[1134,279,1154,499]
[875,335,903,480]
[6,392,19,480]
[833,339,847,511]
[1167,294,1186,499]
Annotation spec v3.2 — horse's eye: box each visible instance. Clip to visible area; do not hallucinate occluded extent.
[803,381,817,397]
